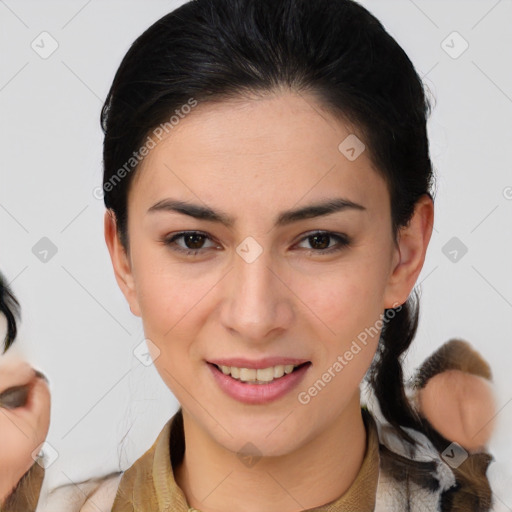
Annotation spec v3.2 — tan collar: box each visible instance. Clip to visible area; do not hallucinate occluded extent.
[112,407,379,512]
[2,462,45,512]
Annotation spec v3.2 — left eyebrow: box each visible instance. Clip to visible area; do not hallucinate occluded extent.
[146,197,366,228]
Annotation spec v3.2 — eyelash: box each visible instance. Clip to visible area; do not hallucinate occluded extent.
[161,230,351,257]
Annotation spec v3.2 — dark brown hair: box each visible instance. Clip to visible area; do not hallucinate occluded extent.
[0,271,20,353]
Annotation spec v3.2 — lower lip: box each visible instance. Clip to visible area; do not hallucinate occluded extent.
[207,362,311,405]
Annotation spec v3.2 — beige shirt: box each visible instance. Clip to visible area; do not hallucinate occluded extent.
[111,407,380,512]
[1,462,45,512]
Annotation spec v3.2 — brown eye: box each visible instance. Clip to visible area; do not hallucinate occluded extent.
[297,231,351,254]
[181,233,207,249]
[0,384,30,409]
[163,231,218,256]
[309,233,331,250]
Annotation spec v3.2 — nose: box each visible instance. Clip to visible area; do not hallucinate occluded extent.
[220,246,293,343]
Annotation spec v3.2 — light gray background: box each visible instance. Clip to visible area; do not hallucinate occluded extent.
[1,0,511,499]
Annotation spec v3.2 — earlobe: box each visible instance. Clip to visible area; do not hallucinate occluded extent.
[103,210,141,317]
[383,194,434,309]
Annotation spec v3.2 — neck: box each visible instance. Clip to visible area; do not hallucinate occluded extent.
[175,392,367,512]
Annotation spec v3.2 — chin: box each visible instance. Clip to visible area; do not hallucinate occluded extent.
[216,416,307,457]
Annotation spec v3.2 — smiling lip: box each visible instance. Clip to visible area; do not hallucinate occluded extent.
[207,357,310,369]
[207,361,311,405]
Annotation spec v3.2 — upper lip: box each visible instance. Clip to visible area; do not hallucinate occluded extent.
[208,357,311,369]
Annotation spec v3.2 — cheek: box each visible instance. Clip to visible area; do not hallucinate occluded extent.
[133,267,204,396]
[136,270,201,341]
[130,247,215,368]
[299,256,391,340]
[130,240,196,327]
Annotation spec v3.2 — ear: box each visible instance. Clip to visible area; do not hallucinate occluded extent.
[383,194,434,308]
[103,210,141,317]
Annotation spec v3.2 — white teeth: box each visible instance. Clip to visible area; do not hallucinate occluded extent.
[273,365,285,378]
[217,363,303,383]
[239,368,256,381]
[256,367,274,382]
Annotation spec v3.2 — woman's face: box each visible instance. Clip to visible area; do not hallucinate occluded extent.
[106,91,429,456]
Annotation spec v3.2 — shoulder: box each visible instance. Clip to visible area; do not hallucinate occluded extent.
[80,473,123,512]
[35,472,123,512]
[35,417,178,512]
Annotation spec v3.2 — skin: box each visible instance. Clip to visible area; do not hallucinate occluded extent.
[105,90,434,512]
[0,353,51,505]
[417,369,496,452]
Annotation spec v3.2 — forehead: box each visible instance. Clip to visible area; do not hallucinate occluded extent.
[130,91,388,214]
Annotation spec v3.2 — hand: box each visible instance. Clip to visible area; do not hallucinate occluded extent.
[0,353,51,505]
